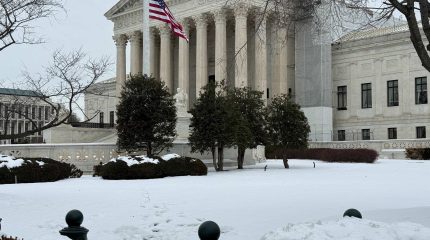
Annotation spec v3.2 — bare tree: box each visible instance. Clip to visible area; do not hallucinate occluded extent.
[0,0,63,52]
[0,49,110,141]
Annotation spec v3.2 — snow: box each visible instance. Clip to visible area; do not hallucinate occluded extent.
[0,159,430,240]
[261,217,430,240]
[110,156,159,166]
[161,153,181,160]
[0,155,24,169]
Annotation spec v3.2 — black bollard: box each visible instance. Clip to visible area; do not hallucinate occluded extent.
[343,208,362,219]
[198,221,221,240]
[59,209,89,240]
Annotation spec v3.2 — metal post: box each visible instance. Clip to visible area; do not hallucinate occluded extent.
[59,210,89,240]
[142,0,150,76]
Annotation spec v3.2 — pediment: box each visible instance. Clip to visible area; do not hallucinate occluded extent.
[105,0,142,20]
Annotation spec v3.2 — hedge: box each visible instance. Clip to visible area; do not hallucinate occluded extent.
[99,156,207,180]
[266,147,378,163]
[0,157,82,184]
[405,148,430,160]
[1,236,23,240]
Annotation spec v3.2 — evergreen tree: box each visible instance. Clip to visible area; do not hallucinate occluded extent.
[267,94,310,168]
[116,75,176,156]
[189,81,233,171]
[227,87,267,169]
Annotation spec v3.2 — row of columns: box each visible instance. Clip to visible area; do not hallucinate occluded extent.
[113,4,293,103]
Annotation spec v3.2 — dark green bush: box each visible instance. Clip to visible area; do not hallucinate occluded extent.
[1,235,23,240]
[163,157,207,176]
[99,156,207,179]
[406,148,430,159]
[266,147,378,163]
[0,157,82,184]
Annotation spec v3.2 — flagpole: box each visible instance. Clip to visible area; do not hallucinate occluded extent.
[143,0,150,76]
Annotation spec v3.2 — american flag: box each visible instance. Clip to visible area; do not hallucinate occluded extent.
[149,0,189,42]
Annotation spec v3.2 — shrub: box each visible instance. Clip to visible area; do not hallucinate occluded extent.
[163,157,207,176]
[266,147,378,163]
[99,156,207,179]
[100,157,165,180]
[406,148,430,159]
[0,157,82,184]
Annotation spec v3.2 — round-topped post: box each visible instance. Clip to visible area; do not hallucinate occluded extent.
[59,209,89,240]
[198,221,221,240]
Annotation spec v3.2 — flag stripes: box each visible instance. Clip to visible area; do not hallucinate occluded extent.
[149,0,189,42]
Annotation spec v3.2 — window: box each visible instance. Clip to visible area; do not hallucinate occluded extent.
[362,129,370,140]
[38,107,42,120]
[11,105,15,119]
[110,111,115,126]
[25,122,29,132]
[0,103,2,117]
[417,126,426,138]
[337,86,347,110]
[361,83,372,108]
[338,130,346,141]
[32,106,36,119]
[38,122,42,136]
[387,80,399,106]
[416,77,428,104]
[11,122,15,135]
[25,106,29,118]
[45,107,49,121]
[388,128,397,139]
[99,112,104,124]
[4,105,8,118]
[18,122,22,134]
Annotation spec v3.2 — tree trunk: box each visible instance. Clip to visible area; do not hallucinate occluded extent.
[217,146,224,171]
[147,143,152,157]
[283,157,289,169]
[211,146,218,171]
[237,147,246,169]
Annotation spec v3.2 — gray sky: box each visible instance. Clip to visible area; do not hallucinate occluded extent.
[0,0,119,87]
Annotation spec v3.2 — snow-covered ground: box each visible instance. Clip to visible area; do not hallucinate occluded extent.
[1,159,430,239]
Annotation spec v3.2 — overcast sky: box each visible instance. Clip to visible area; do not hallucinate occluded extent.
[0,0,119,88]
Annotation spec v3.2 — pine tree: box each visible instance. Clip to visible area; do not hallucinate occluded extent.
[267,94,310,168]
[116,75,176,156]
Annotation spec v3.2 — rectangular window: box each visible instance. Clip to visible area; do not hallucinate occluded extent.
[32,106,36,119]
[18,122,22,134]
[0,103,2,118]
[25,106,29,118]
[45,107,49,121]
[362,129,370,140]
[25,122,29,132]
[110,111,115,126]
[415,77,428,104]
[417,126,426,138]
[11,122,15,135]
[38,107,42,120]
[387,80,399,106]
[361,83,372,108]
[99,112,104,124]
[388,128,397,139]
[337,86,347,110]
[4,105,8,118]
[38,122,42,136]
[338,130,346,141]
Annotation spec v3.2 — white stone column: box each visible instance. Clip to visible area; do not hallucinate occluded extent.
[159,24,172,91]
[255,15,267,102]
[214,9,227,83]
[129,31,142,75]
[113,34,128,98]
[150,28,159,79]
[194,14,208,96]
[178,19,190,97]
[234,4,248,88]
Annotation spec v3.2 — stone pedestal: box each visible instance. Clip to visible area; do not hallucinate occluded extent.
[176,116,191,140]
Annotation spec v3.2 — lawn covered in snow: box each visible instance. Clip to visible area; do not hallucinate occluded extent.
[1,159,430,239]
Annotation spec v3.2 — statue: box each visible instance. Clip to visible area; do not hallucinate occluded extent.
[174,88,188,116]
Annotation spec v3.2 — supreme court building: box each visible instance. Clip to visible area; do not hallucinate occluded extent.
[94,0,430,143]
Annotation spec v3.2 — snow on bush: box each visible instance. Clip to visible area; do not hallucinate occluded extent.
[0,155,24,169]
[261,217,430,240]
[161,153,181,161]
[110,156,159,166]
